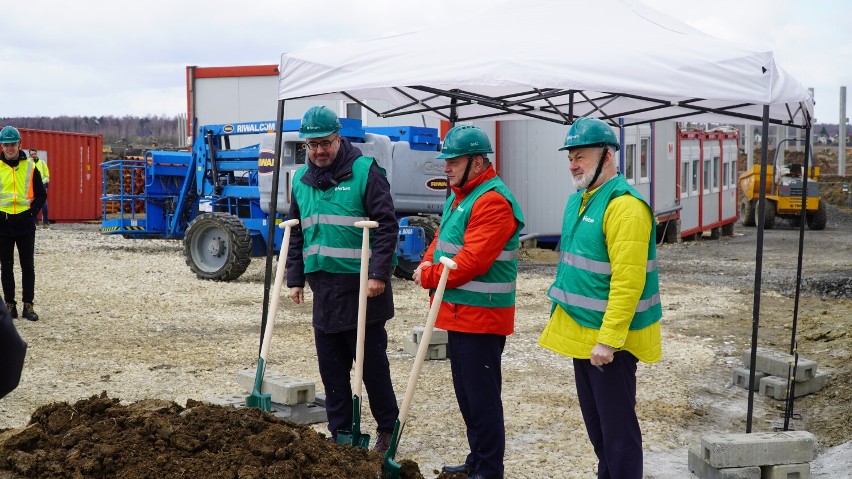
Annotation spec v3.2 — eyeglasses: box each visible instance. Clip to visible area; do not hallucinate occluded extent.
[305,137,339,150]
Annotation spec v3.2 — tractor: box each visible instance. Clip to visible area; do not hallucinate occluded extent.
[738,138,827,230]
[101,119,445,281]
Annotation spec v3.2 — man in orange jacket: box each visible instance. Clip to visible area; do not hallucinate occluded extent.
[414,125,524,479]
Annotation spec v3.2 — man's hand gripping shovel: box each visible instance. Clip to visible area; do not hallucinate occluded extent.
[383,256,458,478]
[246,219,300,411]
[337,220,379,449]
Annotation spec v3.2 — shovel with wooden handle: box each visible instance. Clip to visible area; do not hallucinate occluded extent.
[383,256,458,478]
[337,220,379,449]
[246,218,300,412]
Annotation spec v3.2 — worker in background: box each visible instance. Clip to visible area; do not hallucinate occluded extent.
[29,149,50,228]
[285,106,399,453]
[413,125,525,479]
[0,301,27,399]
[0,126,46,322]
[538,117,662,479]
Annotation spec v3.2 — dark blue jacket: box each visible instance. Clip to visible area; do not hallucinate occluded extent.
[286,138,397,333]
[0,302,26,399]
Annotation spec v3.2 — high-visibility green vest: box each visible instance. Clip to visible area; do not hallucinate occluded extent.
[33,158,50,184]
[547,175,661,330]
[292,156,377,274]
[0,161,34,214]
[434,176,524,308]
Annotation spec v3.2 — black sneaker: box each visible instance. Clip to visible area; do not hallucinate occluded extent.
[22,303,38,321]
[6,302,17,319]
[441,464,474,475]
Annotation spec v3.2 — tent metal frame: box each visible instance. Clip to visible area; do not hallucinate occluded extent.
[259,84,814,434]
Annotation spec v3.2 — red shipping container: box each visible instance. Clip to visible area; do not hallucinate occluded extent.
[18,128,103,223]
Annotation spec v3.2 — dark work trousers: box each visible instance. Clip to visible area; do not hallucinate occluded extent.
[38,185,49,224]
[574,351,642,479]
[0,232,36,305]
[448,331,507,479]
[0,302,27,398]
[314,322,399,438]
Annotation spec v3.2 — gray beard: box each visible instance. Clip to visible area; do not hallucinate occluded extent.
[572,169,596,190]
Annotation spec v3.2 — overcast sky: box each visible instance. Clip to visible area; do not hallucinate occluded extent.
[2,0,849,124]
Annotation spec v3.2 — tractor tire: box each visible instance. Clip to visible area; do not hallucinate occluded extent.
[764,200,776,230]
[807,200,828,230]
[740,197,756,227]
[393,215,440,281]
[184,212,252,281]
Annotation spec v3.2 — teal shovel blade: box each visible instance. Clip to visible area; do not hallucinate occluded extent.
[336,394,370,449]
[381,419,403,479]
[244,357,272,412]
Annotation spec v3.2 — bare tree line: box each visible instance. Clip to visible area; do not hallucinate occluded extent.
[1,115,182,149]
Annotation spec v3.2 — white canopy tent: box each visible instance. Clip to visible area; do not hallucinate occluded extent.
[276,0,812,128]
[261,0,816,434]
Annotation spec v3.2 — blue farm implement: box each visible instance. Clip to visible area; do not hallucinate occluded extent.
[101,119,445,281]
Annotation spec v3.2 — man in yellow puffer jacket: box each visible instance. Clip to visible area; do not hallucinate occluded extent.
[539,117,662,479]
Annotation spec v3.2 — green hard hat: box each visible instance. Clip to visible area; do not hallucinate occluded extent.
[0,126,21,144]
[436,125,493,159]
[559,117,620,151]
[299,106,342,138]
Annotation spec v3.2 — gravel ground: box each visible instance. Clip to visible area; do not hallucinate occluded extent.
[1,204,850,478]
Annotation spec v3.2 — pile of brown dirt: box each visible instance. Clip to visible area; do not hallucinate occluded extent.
[0,393,430,479]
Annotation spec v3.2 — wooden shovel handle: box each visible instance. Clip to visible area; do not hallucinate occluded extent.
[353,220,378,397]
[398,256,458,425]
[259,218,300,362]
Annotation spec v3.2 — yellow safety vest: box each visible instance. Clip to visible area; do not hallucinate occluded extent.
[0,161,34,214]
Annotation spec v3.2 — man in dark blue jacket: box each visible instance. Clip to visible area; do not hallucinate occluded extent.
[285,106,398,453]
[1,300,27,399]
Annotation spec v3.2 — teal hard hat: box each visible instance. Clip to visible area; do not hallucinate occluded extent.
[436,125,493,159]
[559,117,620,151]
[0,126,21,144]
[299,106,342,138]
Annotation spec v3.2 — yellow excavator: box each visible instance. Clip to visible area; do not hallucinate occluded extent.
[738,139,827,230]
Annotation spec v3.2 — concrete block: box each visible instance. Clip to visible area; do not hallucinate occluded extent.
[403,336,448,360]
[760,462,809,479]
[202,394,245,407]
[712,467,762,479]
[203,395,327,425]
[236,369,316,405]
[689,445,707,477]
[733,367,768,391]
[759,372,829,400]
[700,431,817,468]
[691,445,765,479]
[741,348,817,382]
[411,326,448,345]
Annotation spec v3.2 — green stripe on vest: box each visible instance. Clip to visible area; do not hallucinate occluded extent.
[434,176,524,308]
[548,175,662,330]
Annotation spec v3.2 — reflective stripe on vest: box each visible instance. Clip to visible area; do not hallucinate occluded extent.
[559,251,657,274]
[301,214,369,229]
[0,161,34,214]
[548,286,661,313]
